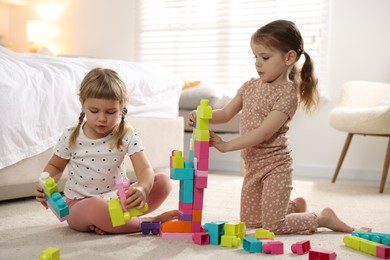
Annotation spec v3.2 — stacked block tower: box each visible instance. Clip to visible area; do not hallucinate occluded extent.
[160,99,212,238]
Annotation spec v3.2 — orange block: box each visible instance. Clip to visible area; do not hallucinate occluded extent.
[192,209,202,222]
[161,219,193,233]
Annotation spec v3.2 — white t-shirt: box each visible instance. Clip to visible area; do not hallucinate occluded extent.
[54,124,144,200]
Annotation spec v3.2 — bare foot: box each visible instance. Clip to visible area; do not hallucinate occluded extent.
[293,197,307,213]
[89,225,107,235]
[317,208,355,233]
[142,209,179,223]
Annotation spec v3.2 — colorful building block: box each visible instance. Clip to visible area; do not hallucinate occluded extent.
[192,221,203,233]
[192,232,210,245]
[160,232,193,239]
[160,219,193,233]
[344,235,390,259]
[254,228,275,239]
[194,170,208,188]
[309,248,337,260]
[221,235,241,247]
[108,198,148,227]
[43,177,58,197]
[115,177,131,211]
[243,237,262,253]
[262,241,284,254]
[141,221,161,235]
[291,240,311,254]
[170,162,194,180]
[224,222,246,240]
[192,129,210,142]
[170,150,185,168]
[378,246,390,259]
[352,230,390,246]
[204,221,225,245]
[359,227,373,232]
[39,172,69,222]
[47,192,69,221]
[39,247,60,260]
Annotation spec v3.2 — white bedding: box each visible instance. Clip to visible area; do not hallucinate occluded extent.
[0,46,183,169]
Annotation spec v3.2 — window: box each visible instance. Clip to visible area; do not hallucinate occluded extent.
[134,0,329,97]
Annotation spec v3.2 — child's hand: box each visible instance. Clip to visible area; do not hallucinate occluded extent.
[187,110,197,128]
[35,184,48,209]
[125,186,147,210]
[210,131,228,153]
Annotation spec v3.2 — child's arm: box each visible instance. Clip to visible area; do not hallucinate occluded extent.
[210,110,289,153]
[126,150,154,209]
[35,154,69,206]
[187,94,243,127]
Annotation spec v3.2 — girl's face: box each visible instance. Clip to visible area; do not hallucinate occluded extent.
[250,40,293,84]
[82,98,122,139]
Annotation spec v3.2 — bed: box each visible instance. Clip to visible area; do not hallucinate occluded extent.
[0,46,184,201]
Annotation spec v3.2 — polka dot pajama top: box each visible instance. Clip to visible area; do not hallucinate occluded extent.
[54,124,143,200]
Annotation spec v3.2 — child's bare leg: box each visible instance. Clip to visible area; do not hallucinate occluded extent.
[67,197,143,234]
[133,172,172,213]
[317,208,355,233]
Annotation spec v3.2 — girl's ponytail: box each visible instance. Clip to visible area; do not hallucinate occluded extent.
[298,52,319,113]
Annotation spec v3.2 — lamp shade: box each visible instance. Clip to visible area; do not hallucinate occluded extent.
[26,20,48,43]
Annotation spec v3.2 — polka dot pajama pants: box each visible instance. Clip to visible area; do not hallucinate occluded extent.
[240,158,318,234]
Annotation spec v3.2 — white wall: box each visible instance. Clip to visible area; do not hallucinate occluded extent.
[5,0,390,182]
[289,0,390,181]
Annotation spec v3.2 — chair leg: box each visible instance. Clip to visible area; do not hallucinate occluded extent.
[332,133,354,183]
[379,137,390,193]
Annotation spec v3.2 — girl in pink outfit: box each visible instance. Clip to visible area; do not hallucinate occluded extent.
[188,20,354,234]
[35,68,177,235]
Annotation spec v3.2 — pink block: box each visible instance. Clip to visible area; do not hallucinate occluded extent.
[193,187,204,210]
[309,248,337,260]
[194,140,209,157]
[116,177,130,211]
[160,232,194,239]
[195,175,208,188]
[196,158,209,171]
[263,241,284,255]
[192,222,202,233]
[178,208,192,215]
[179,202,193,210]
[192,232,210,245]
[359,227,372,232]
[195,170,208,176]
[291,240,311,254]
[377,245,390,259]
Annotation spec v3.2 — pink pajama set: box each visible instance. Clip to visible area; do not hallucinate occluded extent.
[238,79,318,234]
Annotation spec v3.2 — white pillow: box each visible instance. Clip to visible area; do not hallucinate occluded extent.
[179,85,228,110]
[377,93,390,106]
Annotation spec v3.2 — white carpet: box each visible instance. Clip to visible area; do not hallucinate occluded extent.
[0,171,389,260]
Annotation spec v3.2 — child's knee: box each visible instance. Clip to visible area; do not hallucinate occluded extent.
[154,173,172,194]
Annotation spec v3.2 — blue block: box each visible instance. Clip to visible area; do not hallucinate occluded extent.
[352,230,390,245]
[170,166,194,180]
[48,192,69,218]
[179,213,192,221]
[243,237,262,253]
[189,150,194,164]
[204,221,225,245]
[179,179,194,203]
